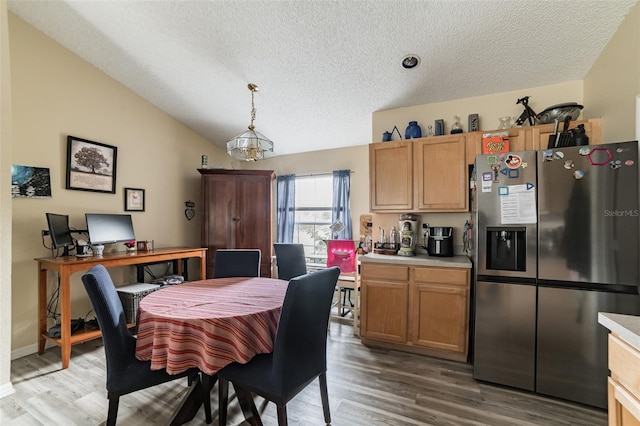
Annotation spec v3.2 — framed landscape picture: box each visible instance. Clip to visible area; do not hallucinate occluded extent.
[66,135,117,193]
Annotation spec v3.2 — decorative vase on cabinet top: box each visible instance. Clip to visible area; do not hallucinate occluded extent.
[405,121,422,139]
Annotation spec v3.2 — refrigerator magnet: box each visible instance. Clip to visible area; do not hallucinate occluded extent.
[573,170,585,179]
[505,154,522,168]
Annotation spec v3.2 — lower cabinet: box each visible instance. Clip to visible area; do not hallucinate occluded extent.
[410,267,469,356]
[360,262,470,362]
[360,263,409,343]
[608,334,640,426]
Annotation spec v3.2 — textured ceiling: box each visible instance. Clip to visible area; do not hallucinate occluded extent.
[8,0,638,157]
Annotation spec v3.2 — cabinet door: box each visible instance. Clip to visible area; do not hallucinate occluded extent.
[202,175,236,277]
[411,266,469,354]
[609,378,640,426]
[531,118,601,150]
[360,264,410,343]
[369,141,413,212]
[235,175,273,277]
[414,135,468,211]
[360,279,408,343]
[410,282,468,354]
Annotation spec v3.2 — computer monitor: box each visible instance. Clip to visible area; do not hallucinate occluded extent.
[85,213,136,245]
[46,213,75,253]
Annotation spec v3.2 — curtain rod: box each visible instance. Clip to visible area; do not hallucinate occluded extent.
[294,171,354,178]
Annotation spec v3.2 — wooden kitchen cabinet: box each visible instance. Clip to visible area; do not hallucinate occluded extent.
[360,260,471,362]
[466,118,601,165]
[369,134,467,213]
[199,169,275,278]
[607,333,640,426]
[414,134,468,212]
[410,267,469,359]
[530,118,601,150]
[369,140,413,211]
[360,263,409,343]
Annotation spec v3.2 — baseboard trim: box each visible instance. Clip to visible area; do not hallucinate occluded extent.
[0,381,15,399]
[11,341,56,361]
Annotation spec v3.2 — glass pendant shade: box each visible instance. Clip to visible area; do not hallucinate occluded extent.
[226,127,274,161]
[226,83,274,161]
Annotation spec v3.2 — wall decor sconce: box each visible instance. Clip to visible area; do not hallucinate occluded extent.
[185,200,195,220]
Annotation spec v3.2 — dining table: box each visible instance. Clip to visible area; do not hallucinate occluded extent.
[135,276,289,425]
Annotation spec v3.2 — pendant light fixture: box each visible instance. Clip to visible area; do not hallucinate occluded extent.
[226,83,274,161]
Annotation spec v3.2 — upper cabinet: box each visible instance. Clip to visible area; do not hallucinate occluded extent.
[370,134,467,213]
[414,135,468,212]
[369,140,414,211]
[466,118,602,165]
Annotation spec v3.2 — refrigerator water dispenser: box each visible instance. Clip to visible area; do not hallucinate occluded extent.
[486,227,526,271]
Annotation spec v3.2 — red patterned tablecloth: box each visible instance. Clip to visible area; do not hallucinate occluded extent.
[135,277,288,375]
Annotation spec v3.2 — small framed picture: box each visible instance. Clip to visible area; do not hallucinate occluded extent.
[66,135,117,193]
[124,187,145,212]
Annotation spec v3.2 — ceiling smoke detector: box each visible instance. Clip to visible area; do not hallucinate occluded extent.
[401,55,420,69]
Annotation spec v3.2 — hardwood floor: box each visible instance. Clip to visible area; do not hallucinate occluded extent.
[1,322,607,425]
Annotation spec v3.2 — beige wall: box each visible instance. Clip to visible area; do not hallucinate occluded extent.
[239,145,370,240]
[9,13,229,355]
[584,1,640,143]
[1,2,15,397]
[372,81,584,143]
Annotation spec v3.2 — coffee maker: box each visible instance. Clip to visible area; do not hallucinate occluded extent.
[398,214,419,256]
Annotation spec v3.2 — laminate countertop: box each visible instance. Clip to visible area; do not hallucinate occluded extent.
[598,312,640,349]
[360,253,472,269]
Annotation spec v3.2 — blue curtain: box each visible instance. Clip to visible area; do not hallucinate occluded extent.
[332,169,352,239]
[276,174,296,243]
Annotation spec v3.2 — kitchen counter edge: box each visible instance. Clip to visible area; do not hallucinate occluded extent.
[598,312,640,349]
[360,253,472,269]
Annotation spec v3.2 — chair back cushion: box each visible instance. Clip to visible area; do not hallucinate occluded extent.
[213,249,261,278]
[81,264,137,388]
[326,239,356,273]
[271,267,340,392]
[274,243,307,280]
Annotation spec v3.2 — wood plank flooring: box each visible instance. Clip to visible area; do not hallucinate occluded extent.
[0,322,607,425]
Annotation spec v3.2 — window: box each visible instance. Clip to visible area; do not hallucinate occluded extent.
[293,174,332,267]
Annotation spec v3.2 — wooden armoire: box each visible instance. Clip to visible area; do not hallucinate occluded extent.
[199,169,275,278]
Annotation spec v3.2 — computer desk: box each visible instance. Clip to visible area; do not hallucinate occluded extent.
[35,247,207,369]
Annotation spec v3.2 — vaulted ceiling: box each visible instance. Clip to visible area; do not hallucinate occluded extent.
[8,0,638,157]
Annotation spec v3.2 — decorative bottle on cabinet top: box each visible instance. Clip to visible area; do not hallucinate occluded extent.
[405,121,422,139]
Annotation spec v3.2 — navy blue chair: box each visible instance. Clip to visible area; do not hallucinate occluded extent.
[217,267,341,426]
[81,265,208,425]
[273,243,307,280]
[213,249,261,278]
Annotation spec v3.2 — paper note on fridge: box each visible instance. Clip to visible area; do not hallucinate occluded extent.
[499,184,537,224]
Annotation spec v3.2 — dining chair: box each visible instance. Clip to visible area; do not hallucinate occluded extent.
[81,265,209,426]
[213,249,261,278]
[217,267,341,426]
[273,243,307,280]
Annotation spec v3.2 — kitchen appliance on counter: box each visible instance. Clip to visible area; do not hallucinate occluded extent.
[473,141,640,409]
[426,226,454,257]
[398,214,419,256]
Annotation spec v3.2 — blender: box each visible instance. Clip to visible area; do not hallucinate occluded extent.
[398,214,419,256]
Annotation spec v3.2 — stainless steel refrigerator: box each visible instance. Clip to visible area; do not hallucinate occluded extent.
[473,141,640,409]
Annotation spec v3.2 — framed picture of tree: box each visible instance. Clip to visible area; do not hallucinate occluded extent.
[66,135,117,193]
